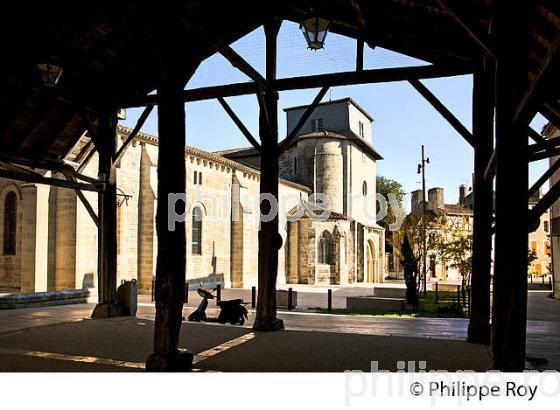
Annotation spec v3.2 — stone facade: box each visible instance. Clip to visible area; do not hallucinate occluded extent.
[403,184,551,284]
[0,97,385,293]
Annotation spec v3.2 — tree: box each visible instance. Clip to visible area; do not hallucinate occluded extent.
[376,176,406,231]
[400,234,420,307]
[436,218,473,286]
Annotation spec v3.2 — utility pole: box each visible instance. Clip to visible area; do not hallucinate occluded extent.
[418,145,430,295]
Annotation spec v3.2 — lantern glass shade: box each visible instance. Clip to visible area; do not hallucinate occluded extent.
[36,63,63,87]
[300,17,330,50]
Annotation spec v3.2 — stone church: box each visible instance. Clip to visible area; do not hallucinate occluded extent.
[0,98,385,294]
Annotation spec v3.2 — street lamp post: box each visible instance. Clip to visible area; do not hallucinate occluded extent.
[418,145,430,295]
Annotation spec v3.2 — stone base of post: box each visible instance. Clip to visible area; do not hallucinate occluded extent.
[145,349,193,372]
[467,322,491,345]
[91,302,125,319]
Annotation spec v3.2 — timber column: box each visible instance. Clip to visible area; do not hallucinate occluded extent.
[467,65,494,344]
[492,0,530,371]
[254,19,284,331]
[145,75,192,371]
[92,108,121,318]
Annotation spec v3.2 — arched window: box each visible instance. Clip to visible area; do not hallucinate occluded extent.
[362,181,368,196]
[3,192,17,255]
[318,231,334,265]
[192,206,203,255]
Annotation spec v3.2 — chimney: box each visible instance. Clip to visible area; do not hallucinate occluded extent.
[411,190,423,214]
[459,184,467,206]
[428,187,444,211]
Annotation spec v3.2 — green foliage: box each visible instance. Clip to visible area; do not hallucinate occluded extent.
[376,176,406,230]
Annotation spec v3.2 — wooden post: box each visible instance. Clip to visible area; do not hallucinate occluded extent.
[468,67,494,344]
[253,19,284,331]
[91,108,121,319]
[146,76,192,371]
[492,0,530,371]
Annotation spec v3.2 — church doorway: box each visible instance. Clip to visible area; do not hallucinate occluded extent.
[366,240,376,283]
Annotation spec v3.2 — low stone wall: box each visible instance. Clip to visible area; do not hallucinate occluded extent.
[373,287,406,298]
[277,289,297,308]
[346,296,424,312]
[0,289,89,309]
[347,296,406,311]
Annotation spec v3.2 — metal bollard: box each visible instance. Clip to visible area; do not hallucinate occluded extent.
[327,289,332,312]
[251,286,256,309]
[184,282,189,304]
[216,284,221,303]
[288,287,293,311]
[435,282,439,304]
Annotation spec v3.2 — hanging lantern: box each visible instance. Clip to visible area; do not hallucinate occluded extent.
[36,63,63,87]
[300,16,330,50]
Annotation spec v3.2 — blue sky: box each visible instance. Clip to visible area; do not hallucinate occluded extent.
[121,22,549,211]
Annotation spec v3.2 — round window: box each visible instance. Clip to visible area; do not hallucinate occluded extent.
[362,181,367,196]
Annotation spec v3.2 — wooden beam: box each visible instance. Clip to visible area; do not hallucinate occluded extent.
[220,45,267,87]
[0,167,99,192]
[356,40,364,72]
[468,67,495,345]
[278,86,330,155]
[529,145,560,162]
[492,0,531,372]
[77,146,97,173]
[514,29,560,125]
[409,78,475,147]
[254,18,284,332]
[436,0,495,58]
[541,102,560,131]
[64,175,99,228]
[114,105,154,166]
[528,156,560,199]
[217,97,261,152]
[125,65,473,107]
[146,76,192,370]
[528,177,560,230]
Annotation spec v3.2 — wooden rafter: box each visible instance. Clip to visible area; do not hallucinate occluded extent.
[114,105,154,166]
[0,166,100,192]
[64,174,100,227]
[217,97,261,152]
[528,156,560,199]
[435,0,494,58]
[220,45,267,87]
[408,78,475,147]
[278,86,330,155]
[126,64,473,107]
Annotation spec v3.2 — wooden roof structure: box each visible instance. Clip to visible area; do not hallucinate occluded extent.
[2,0,560,373]
[0,0,559,169]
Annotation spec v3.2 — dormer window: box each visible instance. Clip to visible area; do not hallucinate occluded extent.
[311,119,316,132]
[359,121,364,138]
[317,118,324,131]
